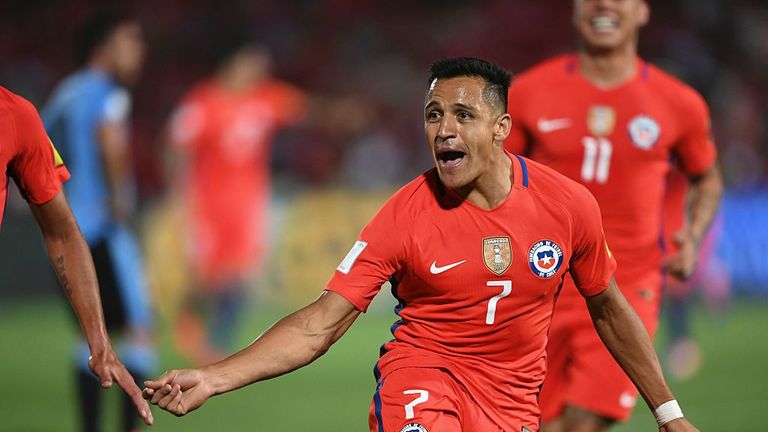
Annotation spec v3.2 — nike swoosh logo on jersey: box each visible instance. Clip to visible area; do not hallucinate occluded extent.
[430,260,467,274]
[537,117,572,133]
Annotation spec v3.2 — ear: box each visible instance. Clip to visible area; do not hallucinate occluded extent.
[494,113,512,145]
[637,1,650,28]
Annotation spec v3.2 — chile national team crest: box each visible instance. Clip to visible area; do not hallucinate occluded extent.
[483,237,512,276]
[628,115,661,150]
[528,240,564,278]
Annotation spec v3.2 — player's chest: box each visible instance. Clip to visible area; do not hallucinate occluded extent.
[202,99,278,159]
[528,90,680,170]
[405,200,572,301]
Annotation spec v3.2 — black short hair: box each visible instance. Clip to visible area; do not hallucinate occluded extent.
[428,57,512,113]
[75,10,132,65]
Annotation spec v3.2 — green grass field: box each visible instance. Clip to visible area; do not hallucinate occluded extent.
[1,298,766,431]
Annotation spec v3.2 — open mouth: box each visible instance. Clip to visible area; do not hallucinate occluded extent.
[436,150,466,168]
[591,16,618,31]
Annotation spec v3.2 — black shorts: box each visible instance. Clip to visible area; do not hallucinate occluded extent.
[90,238,128,332]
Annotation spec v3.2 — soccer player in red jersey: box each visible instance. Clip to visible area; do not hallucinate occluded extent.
[144,58,697,432]
[0,86,153,426]
[166,41,308,364]
[505,1,723,430]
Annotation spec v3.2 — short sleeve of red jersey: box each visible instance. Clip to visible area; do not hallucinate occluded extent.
[10,95,70,205]
[672,89,717,176]
[325,195,408,312]
[568,186,617,297]
[168,92,207,152]
[505,80,529,155]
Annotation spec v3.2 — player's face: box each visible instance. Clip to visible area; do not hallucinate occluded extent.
[424,76,506,191]
[573,0,649,53]
[108,21,146,85]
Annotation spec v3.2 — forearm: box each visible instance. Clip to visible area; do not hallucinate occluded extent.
[203,292,358,395]
[31,192,111,355]
[587,284,673,409]
[687,165,723,243]
[46,219,110,354]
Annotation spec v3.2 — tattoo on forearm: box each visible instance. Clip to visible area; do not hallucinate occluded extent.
[55,255,73,298]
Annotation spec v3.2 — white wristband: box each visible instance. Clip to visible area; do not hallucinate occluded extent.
[654,399,684,427]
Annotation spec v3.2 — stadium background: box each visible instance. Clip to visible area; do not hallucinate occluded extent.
[1,0,766,430]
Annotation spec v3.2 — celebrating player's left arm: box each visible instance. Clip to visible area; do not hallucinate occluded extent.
[585,281,697,431]
[143,290,360,416]
[665,164,723,279]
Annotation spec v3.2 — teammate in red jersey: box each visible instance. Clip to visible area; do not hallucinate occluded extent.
[505,1,723,430]
[166,41,307,363]
[144,58,697,432]
[0,86,153,425]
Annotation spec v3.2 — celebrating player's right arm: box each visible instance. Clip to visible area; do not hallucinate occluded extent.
[143,290,360,416]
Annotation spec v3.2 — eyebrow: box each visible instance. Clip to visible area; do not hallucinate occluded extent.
[424,101,479,112]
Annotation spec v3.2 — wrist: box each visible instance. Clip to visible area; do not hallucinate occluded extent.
[200,365,229,396]
[654,399,684,427]
[86,336,114,358]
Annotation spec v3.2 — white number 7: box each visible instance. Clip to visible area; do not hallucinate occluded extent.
[486,280,512,325]
[403,389,429,420]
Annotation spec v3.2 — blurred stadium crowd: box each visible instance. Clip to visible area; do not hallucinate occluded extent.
[1,0,766,295]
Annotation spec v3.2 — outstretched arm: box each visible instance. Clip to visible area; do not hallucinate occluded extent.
[144,290,360,416]
[585,278,698,431]
[29,191,153,425]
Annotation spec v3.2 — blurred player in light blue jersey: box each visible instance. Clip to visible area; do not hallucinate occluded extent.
[42,11,155,432]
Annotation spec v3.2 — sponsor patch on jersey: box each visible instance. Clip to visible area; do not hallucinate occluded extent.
[483,236,512,276]
[400,423,428,432]
[628,115,660,150]
[528,240,563,278]
[336,240,367,274]
[587,105,616,137]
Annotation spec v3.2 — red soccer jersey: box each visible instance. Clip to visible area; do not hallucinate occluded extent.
[169,79,307,282]
[506,55,716,308]
[0,87,70,226]
[326,153,616,431]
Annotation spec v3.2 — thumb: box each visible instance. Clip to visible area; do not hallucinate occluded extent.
[672,230,686,246]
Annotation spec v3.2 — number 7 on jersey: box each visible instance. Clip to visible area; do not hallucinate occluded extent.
[486,280,512,325]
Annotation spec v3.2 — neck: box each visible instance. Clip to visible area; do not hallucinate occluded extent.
[88,57,112,76]
[578,43,638,89]
[455,150,512,210]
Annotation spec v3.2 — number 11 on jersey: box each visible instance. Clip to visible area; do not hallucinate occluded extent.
[486,280,512,324]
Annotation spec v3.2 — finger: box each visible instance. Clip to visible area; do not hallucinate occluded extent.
[151,384,175,405]
[144,370,175,389]
[158,384,181,410]
[673,231,686,245]
[114,368,154,425]
[173,390,188,416]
